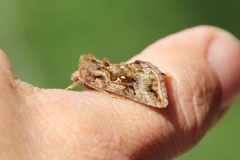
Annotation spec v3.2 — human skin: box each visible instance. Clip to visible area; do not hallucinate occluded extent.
[0,26,240,160]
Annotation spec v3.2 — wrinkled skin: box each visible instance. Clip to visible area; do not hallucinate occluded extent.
[0,26,240,160]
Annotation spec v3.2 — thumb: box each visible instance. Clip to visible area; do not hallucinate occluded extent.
[127,26,240,158]
[132,26,240,118]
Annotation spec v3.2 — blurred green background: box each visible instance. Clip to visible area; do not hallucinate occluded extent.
[0,0,239,159]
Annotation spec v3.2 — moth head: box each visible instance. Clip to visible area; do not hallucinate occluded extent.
[66,71,82,89]
[70,71,80,82]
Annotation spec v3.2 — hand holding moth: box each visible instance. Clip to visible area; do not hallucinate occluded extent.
[0,26,240,159]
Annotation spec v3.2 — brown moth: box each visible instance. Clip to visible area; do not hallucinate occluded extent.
[67,54,168,108]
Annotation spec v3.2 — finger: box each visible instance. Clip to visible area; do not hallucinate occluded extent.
[50,26,239,159]
[126,26,240,157]
[0,49,16,80]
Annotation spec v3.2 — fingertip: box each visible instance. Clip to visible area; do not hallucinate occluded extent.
[0,49,15,79]
[208,30,240,106]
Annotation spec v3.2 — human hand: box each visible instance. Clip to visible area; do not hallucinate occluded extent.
[0,26,240,160]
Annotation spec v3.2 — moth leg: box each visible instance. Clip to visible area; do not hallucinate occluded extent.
[87,83,121,99]
[66,81,80,90]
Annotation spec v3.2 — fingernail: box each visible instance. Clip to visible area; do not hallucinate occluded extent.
[208,32,240,106]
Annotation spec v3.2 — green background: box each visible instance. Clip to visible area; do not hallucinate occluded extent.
[0,0,239,159]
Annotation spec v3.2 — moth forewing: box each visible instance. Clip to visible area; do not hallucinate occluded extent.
[132,60,168,108]
[151,71,168,108]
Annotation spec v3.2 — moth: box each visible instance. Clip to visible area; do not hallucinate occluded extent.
[67,54,168,108]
